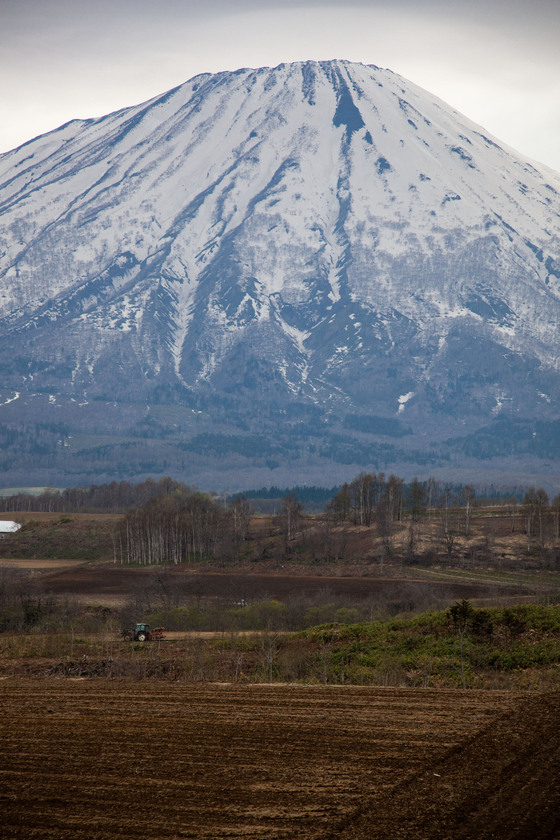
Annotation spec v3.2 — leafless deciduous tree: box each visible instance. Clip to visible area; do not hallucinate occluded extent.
[229,494,252,544]
[407,477,426,522]
[121,490,229,564]
[277,493,304,544]
[523,487,549,550]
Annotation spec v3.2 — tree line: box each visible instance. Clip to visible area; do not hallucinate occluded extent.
[0,477,194,513]
[325,473,560,559]
[0,473,534,516]
[3,472,560,561]
[119,490,252,565]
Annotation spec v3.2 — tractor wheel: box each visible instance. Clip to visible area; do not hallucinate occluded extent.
[123,633,132,641]
[137,632,147,642]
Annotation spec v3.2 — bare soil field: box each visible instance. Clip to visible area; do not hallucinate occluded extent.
[31,563,521,606]
[1,680,558,840]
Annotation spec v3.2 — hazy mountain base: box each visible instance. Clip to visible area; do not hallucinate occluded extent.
[1,390,560,492]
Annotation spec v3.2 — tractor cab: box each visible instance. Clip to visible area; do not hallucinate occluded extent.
[133,623,150,641]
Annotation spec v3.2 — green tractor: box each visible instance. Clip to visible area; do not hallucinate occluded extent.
[123,623,165,642]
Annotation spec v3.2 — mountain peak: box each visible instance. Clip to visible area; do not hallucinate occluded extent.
[0,61,559,488]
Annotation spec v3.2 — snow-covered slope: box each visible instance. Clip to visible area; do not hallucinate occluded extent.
[0,60,559,486]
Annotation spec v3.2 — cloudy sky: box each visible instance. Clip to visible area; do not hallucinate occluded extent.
[1,0,559,171]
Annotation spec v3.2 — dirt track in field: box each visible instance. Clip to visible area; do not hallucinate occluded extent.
[1,681,559,840]
[0,558,85,571]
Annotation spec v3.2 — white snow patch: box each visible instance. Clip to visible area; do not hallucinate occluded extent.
[494,324,516,337]
[1,392,20,405]
[279,319,309,356]
[168,277,197,384]
[491,390,509,416]
[398,392,415,413]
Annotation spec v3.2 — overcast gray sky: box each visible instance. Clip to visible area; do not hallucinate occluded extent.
[1,0,559,171]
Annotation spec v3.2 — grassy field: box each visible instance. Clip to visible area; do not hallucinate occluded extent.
[1,602,559,690]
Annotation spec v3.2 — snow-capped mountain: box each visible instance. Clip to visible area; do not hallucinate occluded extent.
[0,60,559,488]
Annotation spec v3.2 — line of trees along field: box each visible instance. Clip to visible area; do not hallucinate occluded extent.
[0,477,189,513]
[2,472,560,566]
[0,473,532,515]
[119,472,560,566]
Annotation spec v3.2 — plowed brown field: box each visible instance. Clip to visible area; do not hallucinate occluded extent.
[2,681,559,839]
[34,564,513,606]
